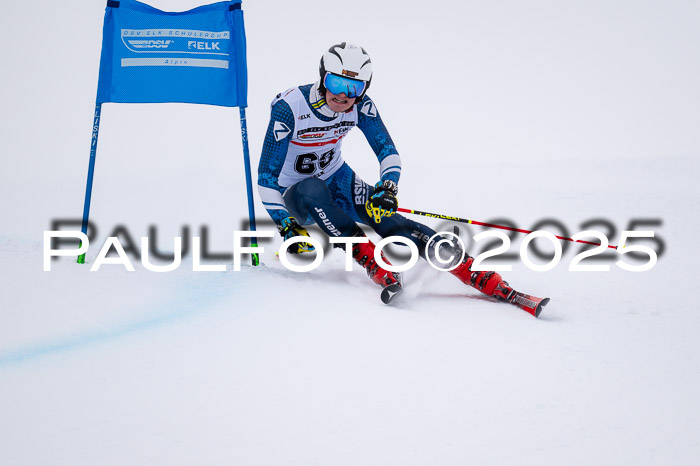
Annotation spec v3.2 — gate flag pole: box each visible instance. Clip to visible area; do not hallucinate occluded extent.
[77,103,102,264]
[239,106,259,265]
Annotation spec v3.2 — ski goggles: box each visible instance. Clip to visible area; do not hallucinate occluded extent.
[323,72,367,98]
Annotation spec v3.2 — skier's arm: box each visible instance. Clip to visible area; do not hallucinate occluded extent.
[257,100,295,223]
[356,95,401,185]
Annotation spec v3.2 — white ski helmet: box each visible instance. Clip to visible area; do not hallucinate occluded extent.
[319,42,373,100]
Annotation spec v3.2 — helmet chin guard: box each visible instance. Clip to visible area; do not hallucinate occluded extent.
[319,42,372,100]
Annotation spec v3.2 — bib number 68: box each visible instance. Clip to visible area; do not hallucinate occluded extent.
[294,149,336,175]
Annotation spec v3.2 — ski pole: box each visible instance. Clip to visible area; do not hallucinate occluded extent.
[397,207,618,249]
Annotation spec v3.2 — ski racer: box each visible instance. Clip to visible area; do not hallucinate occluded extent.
[257,42,547,315]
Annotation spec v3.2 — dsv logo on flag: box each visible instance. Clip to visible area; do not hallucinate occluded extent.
[127,39,173,49]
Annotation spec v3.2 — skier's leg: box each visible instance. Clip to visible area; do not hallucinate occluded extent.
[283,177,357,237]
[319,167,543,312]
[347,173,448,258]
[283,174,401,292]
[344,224,402,293]
[375,213,513,299]
[346,172,511,299]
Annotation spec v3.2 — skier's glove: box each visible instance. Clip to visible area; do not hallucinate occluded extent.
[365,180,398,224]
[277,216,315,254]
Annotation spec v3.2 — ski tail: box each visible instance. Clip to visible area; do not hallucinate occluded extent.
[381,283,403,304]
[493,281,549,317]
[510,292,549,317]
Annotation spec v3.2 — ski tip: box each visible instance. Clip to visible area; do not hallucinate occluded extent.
[381,283,403,304]
[535,297,550,318]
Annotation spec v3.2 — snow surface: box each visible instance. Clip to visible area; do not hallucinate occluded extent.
[2,1,700,465]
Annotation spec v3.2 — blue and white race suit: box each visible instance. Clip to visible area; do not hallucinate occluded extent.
[257,82,438,253]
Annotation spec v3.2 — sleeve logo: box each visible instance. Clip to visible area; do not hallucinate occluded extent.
[360,100,377,118]
[273,121,291,141]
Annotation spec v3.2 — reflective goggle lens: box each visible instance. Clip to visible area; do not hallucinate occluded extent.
[324,73,366,98]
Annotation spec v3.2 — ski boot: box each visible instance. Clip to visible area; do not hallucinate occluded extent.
[449,253,549,317]
[449,253,508,297]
